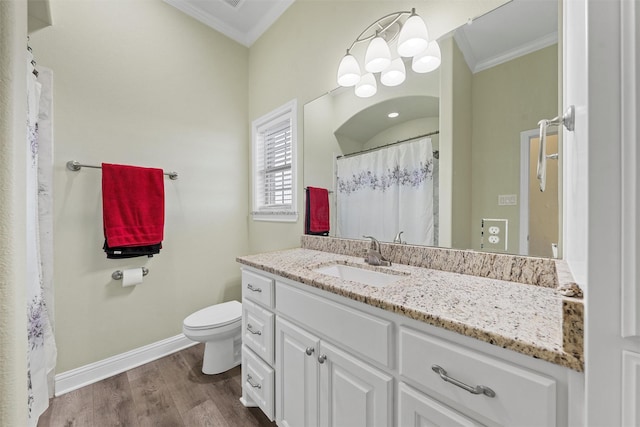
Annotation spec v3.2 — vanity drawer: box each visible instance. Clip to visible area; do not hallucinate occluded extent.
[276,281,392,367]
[242,345,274,421]
[398,382,482,426]
[242,299,274,365]
[242,269,274,308]
[399,327,556,426]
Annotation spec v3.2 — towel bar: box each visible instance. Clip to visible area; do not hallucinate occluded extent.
[67,160,178,180]
[536,105,574,192]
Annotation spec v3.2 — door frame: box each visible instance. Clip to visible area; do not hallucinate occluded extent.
[519,128,558,256]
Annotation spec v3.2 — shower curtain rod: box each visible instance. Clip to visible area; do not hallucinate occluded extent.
[66,160,179,180]
[336,130,440,159]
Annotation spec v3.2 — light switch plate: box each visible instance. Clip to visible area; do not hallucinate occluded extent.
[498,194,518,206]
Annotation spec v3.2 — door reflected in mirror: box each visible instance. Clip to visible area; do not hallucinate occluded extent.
[525,133,559,258]
[303,0,560,258]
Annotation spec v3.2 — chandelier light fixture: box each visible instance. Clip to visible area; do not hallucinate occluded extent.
[337,8,441,98]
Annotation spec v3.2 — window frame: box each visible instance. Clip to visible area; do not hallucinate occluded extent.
[251,99,298,222]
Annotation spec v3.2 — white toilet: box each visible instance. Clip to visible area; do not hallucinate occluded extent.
[183,300,242,375]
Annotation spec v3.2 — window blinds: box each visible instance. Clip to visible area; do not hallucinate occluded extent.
[257,118,293,208]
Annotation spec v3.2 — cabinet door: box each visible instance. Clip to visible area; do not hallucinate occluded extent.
[398,382,483,427]
[319,341,392,427]
[276,317,321,427]
[622,350,640,425]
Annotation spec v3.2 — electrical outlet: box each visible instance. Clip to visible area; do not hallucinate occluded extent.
[481,219,508,252]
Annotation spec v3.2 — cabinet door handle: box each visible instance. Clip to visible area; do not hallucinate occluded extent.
[305,347,315,356]
[318,354,327,364]
[246,374,262,389]
[247,284,262,293]
[246,323,262,335]
[431,365,496,398]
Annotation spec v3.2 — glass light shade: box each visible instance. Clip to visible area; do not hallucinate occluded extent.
[380,58,406,86]
[364,36,391,73]
[412,41,441,73]
[337,53,361,87]
[354,73,377,98]
[397,13,430,57]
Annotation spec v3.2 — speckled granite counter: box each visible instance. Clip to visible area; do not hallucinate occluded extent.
[237,247,584,372]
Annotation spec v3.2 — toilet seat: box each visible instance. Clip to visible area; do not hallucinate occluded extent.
[183,300,241,331]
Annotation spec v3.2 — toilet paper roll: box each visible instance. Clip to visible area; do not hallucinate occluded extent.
[122,268,144,287]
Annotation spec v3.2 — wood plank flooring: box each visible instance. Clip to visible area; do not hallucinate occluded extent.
[37,344,276,427]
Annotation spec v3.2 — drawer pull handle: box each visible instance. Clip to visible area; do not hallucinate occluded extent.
[246,324,262,335]
[318,354,327,364]
[247,284,262,293]
[306,347,315,356]
[431,365,496,398]
[246,374,262,389]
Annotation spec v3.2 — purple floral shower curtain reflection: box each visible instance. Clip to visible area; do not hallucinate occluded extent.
[336,138,435,246]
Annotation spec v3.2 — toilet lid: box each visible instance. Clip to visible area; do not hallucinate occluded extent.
[184,300,242,330]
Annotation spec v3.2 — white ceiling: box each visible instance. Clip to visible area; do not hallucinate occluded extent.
[163,0,557,65]
[335,96,439,144]
[163,0,295,47]
[454,0,558,73]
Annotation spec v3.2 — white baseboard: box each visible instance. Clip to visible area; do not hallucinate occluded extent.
[54,334,196,396]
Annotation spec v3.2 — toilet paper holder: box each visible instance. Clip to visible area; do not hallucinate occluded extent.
[112,267,149,281]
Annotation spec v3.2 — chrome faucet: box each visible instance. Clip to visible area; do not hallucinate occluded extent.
[393,231,404,244]
[362,235,391,266]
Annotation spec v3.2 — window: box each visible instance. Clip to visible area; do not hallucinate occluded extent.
[251,100,298,222]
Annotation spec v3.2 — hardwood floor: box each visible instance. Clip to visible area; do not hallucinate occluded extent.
[37,344,276,427]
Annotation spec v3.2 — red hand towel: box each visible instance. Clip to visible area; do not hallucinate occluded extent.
[102,163,165,247]
[307,187,330,233]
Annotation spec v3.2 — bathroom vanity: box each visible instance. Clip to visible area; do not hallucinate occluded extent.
[237,237,583,426]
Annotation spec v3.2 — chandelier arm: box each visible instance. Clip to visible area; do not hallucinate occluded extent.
[346,10,412,52]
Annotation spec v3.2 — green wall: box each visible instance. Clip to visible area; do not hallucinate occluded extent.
[470,44,558,252]
[30,0,250,372]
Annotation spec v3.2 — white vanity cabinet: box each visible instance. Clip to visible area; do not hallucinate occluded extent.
[398,382,482,426]
[275,285,393,427]
[275,317,320,427]
[275,318,393,427]
[318,340,393,427]
[240,269,276,421]
[239,265,571,427]
[398,327,557,426]
[622,350,640,425]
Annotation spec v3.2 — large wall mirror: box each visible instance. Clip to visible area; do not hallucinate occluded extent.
[303,0,560,258]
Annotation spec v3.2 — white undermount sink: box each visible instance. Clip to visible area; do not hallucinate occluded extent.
[313,264,404,287]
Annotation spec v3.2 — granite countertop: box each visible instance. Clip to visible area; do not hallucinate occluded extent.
[237,247,583,372]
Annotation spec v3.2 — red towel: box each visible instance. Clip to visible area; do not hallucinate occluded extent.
[306,187,330,234]
[102,163,165,247]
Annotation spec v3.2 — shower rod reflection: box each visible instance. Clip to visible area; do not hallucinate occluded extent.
[66,160,179,180]
[336,130,440,159]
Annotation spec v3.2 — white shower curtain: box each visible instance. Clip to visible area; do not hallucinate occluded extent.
[336,138,435,246]
[27,52,56,426]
